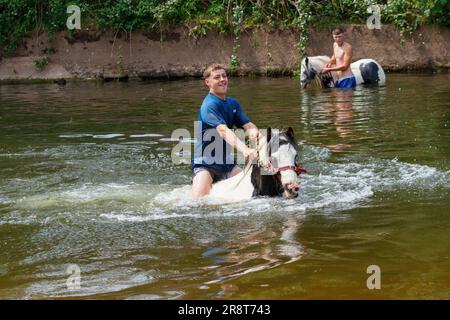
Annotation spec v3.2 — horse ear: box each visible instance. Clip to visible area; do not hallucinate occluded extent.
[267,127,272,142]
[305,57,309,65]
[286,127,294,139]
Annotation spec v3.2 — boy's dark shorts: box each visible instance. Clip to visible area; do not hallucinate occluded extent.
[192,164,238,183]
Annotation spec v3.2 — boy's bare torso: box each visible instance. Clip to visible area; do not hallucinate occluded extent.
[334,42,353,79]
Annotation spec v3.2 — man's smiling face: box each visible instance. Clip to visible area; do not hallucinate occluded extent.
[205,69,228,98]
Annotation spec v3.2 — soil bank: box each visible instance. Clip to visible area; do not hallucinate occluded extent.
[0,24,449,82]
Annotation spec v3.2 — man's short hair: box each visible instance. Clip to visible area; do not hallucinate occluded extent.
[332,27,345,35]
[203,63,226,79]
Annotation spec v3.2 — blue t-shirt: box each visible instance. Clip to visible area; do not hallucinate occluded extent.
[192,93,250,170]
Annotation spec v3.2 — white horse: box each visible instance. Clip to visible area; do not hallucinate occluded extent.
[300,56,386,88]
[208,128,305,202]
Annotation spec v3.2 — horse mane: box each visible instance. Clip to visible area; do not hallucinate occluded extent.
[320,72,335,88]
[305,56,330,72]
[268,130,298,154]
[281,131,298,151]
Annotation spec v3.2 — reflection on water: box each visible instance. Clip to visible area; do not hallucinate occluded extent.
[190,215,306,299]
[0,75,449,299]
[322,89,355,151]
[301,85,387,153]
[329,89,354,139]
[204,217,303,287]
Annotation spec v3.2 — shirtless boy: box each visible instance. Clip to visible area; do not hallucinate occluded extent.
[320,28,356,89]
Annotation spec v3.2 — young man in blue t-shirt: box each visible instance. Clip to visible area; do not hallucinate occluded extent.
[192,64,260,199]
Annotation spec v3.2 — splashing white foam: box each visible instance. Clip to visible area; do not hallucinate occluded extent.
[5,147,450,225]
[159,137,196,143]
[129,134,163,138]
[59,134,93,138]
[93,134,125,139]
[24,267,154,298]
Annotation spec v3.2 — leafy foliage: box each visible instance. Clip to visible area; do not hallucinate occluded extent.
[0,0,448,58]
[34,55,49,71]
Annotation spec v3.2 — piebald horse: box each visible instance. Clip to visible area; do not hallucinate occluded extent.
[208,128,305,202]
[300,56,386,88]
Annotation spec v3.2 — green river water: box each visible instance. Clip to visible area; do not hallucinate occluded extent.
[0,74,449,299]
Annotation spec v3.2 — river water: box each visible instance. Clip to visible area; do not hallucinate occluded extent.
[0,74,449,299]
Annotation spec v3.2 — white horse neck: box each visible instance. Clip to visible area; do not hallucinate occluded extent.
[310,56,341,85]
[309,56,330,72]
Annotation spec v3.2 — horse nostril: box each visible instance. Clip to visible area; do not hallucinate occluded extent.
[294,187,299,192]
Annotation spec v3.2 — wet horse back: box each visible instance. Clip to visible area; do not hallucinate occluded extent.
[351,59,386,85]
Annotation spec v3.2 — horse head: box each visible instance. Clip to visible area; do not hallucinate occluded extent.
[300,57,316,89]
[300,56,334,89]
[253,127,305,199]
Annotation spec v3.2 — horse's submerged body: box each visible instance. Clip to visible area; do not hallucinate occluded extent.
[208,128,304,202]
[300,56,386,88]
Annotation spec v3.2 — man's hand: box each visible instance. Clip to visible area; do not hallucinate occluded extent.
[217,124,258,162]
[243,123,260,141]
[243,147,257,161]
[247,127,260,141]
[320,67,333,74]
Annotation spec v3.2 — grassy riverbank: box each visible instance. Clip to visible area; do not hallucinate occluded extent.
[1,0,449,58]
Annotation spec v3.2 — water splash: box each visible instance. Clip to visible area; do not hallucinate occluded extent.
[4,145,449,226]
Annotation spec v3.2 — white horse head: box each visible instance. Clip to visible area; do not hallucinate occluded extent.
[258,127,302,198]
[300,56,332,88]
[209,128,305,201]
